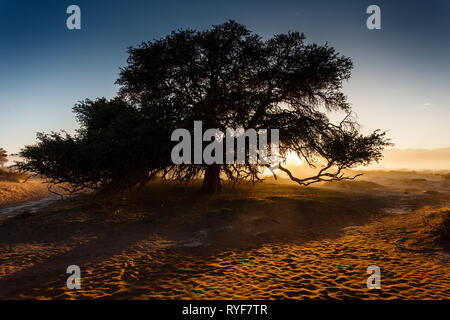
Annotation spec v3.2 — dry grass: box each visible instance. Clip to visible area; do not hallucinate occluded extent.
[0,178,55,208]
[0,168,27,183]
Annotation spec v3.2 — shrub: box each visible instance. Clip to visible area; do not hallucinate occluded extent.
[436,211,450,243]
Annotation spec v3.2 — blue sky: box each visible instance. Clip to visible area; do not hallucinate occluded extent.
[0,0,449,154]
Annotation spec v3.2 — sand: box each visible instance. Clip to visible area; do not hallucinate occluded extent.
[0,179,54,208]
[0,172,449,299]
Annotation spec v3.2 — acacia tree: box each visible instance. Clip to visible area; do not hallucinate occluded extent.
[16,98,171,192]
[117,20,390,193]
[17,21,390,194]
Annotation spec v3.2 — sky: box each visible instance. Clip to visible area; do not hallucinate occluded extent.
[0,0,449,155]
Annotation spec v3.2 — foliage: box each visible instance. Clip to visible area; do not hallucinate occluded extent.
[117,20,391,191]
[17,21,391,193]
[16,98,170,192]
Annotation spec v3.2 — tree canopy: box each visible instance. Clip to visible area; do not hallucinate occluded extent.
[17,21,390,193]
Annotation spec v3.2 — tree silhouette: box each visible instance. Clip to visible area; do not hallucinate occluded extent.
[117,20,390,193]
[0,148,7,168]
[17,98,170,192]
[17,21,390,194]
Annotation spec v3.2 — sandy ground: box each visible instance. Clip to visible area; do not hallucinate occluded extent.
[0,172,449,299]
[0,179,55,208]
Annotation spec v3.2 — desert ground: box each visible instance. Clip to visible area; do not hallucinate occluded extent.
[0,171,449,299]
[0,179,54,208]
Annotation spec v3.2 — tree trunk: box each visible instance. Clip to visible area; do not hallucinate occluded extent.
[201,165,222,194]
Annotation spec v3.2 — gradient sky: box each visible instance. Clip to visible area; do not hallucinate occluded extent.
[0,0,449,154]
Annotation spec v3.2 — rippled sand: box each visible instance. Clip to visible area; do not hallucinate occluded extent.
[0,174,449,299]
